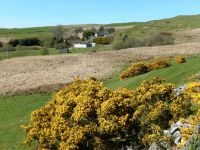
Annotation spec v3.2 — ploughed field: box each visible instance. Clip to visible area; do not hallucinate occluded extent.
[0,42,200,95]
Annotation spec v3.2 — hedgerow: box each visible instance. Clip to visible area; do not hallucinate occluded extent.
[21,78,195,150]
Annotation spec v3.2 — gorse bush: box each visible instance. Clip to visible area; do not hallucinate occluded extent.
[120,62,148,80]
[147,58,171,70]
[21,78,194,150]
[175,55,186,64]
[120,58,171,80]
[186,82,200,106]
[176,82,200,148]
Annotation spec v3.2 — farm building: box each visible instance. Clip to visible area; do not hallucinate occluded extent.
[94,32,111,37]
[73,43,96,48]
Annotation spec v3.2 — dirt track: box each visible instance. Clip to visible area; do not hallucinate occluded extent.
[0,43,200,95]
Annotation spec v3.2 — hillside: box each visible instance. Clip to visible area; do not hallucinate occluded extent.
[1,14,200,39]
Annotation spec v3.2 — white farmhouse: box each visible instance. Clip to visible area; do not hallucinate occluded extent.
[73,43,88,48]
[73,43,96,48]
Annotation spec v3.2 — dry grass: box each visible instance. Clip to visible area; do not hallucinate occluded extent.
[0,42,200,95]
[175,28,200,44]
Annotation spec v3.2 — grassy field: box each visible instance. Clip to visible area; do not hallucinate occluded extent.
[0,45,112,60]
[0,26,52,39]
[104,55,200,89]
[0,94,51,150]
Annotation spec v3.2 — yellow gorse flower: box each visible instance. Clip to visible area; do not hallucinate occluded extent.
[21,78,198,149]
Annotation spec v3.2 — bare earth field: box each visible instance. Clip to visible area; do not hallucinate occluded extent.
[0,42,200,95]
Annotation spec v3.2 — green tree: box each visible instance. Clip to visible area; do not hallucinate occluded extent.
[98,26,105,32]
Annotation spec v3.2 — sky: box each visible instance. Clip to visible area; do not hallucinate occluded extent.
[1,0,200,28]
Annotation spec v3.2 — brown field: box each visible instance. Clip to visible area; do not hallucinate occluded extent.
[175,28,200,44]
[0,42,200,95]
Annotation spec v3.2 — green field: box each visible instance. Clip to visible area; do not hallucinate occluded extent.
[0,94,51,150]
[0,45,111,60]
[0,26,52,38]
[0,55,199,149]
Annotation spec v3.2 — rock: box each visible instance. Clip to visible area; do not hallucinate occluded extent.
[148,142,158,150]
[173,131,182,138]
[174,136,182,145]
[174,85,186,95]
[170,124,180,135]
[176,121,184,128]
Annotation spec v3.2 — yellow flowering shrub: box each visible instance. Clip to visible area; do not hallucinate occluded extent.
[120,62,148,80]
[175,55,186,64]
[176,82,200,148]
[120,58,171,80]
[186,82,200,105]
[177,111,200,148]
[147,58,171,70]
[22,78,193,149]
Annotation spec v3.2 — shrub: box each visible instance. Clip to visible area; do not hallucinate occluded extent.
[0,41,3,47]
[189,73,200,82]
[9,38,41,47]
[120,59,171,80]
[83,30,95,39]
[112,39,126,50]
[40,48,49,55]
[8,39,20,47]
[112,36,135,50]
[144,32,175,46]
[21,78,193,149]
[120,62,148,79]
[147,58,171,70]
[185,82,200,105]
[93,37,112,44]
[175,56,186,64]
[19,37,41,46]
